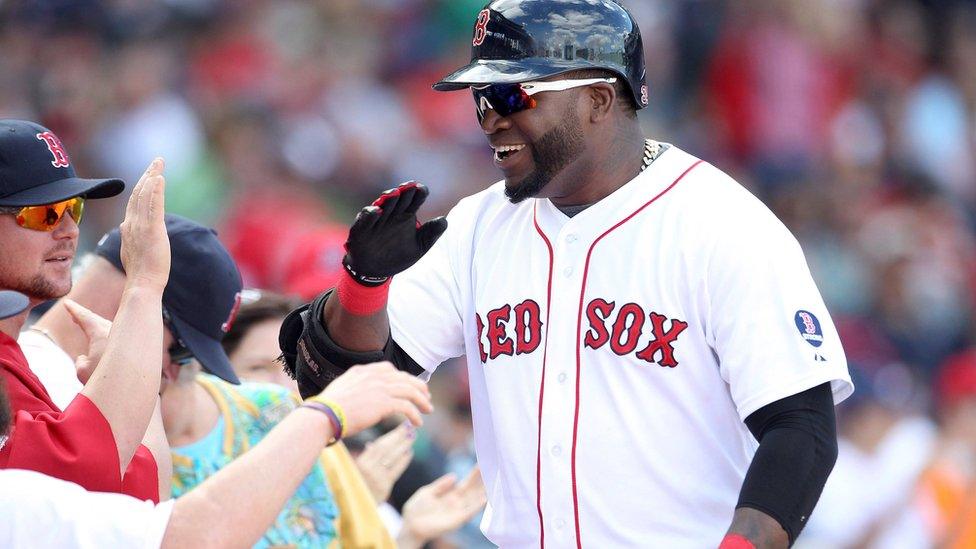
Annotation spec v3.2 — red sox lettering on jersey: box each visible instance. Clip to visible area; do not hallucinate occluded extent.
[386,145,853,548]
[475,299,688,367]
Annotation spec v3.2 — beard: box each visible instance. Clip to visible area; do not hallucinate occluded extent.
[505,112,586,204]
[3,273,66,302]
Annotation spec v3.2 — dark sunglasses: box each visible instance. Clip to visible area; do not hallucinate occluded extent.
[472,77,617,123]
[163,308,194,367]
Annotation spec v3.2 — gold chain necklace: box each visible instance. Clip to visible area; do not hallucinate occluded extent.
[641,138,661,172]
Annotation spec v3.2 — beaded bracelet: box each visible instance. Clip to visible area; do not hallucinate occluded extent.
[301,398,346,446]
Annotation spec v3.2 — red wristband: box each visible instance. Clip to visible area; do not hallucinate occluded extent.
[719,534,756,549]
[337,268,392,316]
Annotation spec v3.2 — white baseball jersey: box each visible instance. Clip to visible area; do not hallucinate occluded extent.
[388,144,853,548]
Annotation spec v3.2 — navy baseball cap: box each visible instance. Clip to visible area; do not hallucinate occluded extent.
[0,120,124,207]
[0,291,28,319]
[95,214,243,384]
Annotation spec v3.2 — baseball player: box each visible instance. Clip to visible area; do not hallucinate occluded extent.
[281,1,853,547]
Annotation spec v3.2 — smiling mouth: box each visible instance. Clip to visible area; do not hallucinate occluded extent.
[493,144,526,163]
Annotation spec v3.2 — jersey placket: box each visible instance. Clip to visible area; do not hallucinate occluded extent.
[533,205,588,547]
[530,153,697,546]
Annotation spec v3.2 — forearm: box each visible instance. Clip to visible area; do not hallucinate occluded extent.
[728,383,838,547]
[81,285,164,471]
[162,407,333,548]
[142,400,172,501]
[322,292,390,352]
[724,508,789,548]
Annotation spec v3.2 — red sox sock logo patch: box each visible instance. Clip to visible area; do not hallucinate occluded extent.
[474,298,688,368]
[794,310,823,347]
[35,132,71,168]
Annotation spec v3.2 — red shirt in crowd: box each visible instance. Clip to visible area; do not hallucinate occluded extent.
[0,332,159,502]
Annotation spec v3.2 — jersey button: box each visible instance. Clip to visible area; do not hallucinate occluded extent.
[563,266,573,277]
[551,445,562,456]
[565,233,578,243]
[557,372,567,383]
[555,519,566,530]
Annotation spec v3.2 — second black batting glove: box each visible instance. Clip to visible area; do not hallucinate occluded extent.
[343,182,448,286]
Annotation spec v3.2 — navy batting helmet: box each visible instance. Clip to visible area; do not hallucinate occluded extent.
[433,0,648,110]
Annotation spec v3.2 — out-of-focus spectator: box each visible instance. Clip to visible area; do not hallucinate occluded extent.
[220,290,302,390]
[799,363,936,548]
[221,289,487,548]
[167,363,345,548]
[873,349,976,548]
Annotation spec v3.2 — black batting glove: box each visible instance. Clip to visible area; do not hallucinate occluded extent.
[343,182,448,286]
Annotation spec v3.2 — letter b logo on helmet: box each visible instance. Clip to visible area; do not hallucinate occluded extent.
[435,0,649,110]
[473,9,490,46]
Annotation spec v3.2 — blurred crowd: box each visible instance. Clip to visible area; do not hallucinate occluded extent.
[3,0,976,546]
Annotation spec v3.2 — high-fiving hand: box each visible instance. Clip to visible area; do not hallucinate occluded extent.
[119,157,170,293]
[343,182,448,284]
[317,362,433,437]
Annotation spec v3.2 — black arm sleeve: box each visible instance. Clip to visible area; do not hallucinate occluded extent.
[278,289,426,399]
[737,382,838,545]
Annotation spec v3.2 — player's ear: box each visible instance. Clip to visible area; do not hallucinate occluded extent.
[588,82,616,123]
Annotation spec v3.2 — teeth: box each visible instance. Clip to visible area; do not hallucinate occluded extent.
[494,144,525,153]
[493,144,526,162]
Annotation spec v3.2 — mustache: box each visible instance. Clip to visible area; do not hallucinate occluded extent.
[46,242,76,256]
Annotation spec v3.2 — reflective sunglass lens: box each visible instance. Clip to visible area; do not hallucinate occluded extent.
[473,84,537,121]
[70,198,84,225]
[14,198,85,231]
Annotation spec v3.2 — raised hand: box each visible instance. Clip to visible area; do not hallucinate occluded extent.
[343,182,448,283]
[354,422,415,503]
[120,157,170,293]
[62,299,112,384]
[318,361,432,438]
[398,466,487,548]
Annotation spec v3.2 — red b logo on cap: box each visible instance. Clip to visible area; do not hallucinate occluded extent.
[36,132,70,168]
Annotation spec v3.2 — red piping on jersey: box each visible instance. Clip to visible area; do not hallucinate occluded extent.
[570,160,704,548]
[532,203,555,549]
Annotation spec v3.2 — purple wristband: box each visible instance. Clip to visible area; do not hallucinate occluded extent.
[301,402,343,445]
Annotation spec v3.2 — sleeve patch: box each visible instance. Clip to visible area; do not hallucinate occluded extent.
[794,310,824,348]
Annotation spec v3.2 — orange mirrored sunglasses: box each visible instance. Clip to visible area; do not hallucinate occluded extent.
[0,197,85,232]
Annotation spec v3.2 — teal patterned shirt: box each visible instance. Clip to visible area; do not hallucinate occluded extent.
[171,374,338,548]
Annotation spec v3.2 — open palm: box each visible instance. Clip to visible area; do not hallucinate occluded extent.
[399,466,487,545]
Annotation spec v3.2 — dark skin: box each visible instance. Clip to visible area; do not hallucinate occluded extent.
[323,81,789,549]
